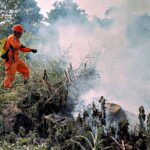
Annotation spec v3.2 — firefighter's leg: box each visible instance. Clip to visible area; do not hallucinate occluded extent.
[16,59,29,81]
[4,62,17,89]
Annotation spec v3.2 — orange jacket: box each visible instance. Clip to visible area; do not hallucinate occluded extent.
[4,34,31,63]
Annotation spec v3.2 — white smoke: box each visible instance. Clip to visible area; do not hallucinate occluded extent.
[75,0,150,114]
[35,0,150,115]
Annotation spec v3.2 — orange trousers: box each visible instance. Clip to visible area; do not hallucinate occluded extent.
[4,59,29,89]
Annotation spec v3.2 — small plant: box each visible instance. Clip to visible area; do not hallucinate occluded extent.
[68,125,113,150]
[138,106,146,133]
[147,113,150,149]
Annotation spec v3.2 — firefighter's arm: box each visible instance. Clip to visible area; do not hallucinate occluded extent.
[20,45,37,53]
[19,45,32,52]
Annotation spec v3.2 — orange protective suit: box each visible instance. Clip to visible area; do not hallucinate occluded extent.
[3,34,31,89]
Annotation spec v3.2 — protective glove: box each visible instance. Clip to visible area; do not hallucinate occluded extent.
[31,49,37,53]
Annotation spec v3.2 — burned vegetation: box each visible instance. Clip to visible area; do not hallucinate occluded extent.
[18,70,69,119]
[0,60,150,150]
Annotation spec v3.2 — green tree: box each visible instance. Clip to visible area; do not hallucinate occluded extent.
[46,0,88,24]
[14,0,43,33]
[0,0,43,37]
[0,0,17,37]
[0,15,12,38]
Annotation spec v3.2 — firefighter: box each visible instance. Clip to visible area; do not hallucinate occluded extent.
[2,24,37,89]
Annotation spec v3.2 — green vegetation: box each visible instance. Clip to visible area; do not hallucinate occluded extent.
[0,0,150,149]
[0,0,42,37]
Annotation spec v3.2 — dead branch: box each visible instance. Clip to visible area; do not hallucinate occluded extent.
[110,136,122,149]
[43,69,49,82]
[43,79,67,108]
[121,140,126,150]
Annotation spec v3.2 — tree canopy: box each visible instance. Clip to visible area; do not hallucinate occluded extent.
[46,0,88,24]
[0,0,43,37]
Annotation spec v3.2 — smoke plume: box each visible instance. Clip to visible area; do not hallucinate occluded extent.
[35,0,150,114]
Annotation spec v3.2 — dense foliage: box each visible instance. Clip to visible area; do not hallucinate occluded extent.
[46,0,88,24]
[0,0,43,37]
